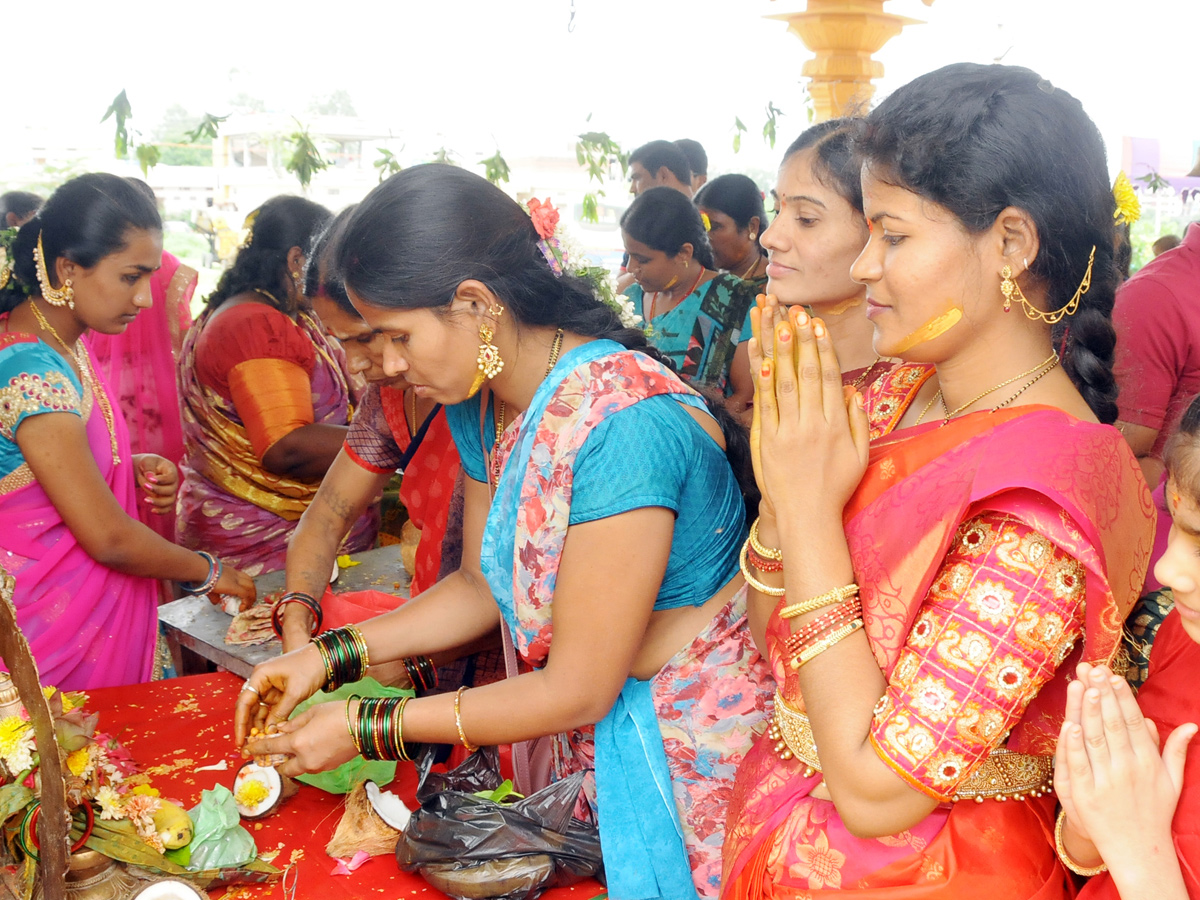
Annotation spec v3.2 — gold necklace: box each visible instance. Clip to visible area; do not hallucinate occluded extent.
[738,255,762,281]
[915,353,1058,426]
[29,300,120,464]
[490,329,565,483]
[850,356,883,390]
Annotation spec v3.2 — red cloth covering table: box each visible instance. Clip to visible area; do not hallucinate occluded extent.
[87,671,605,900]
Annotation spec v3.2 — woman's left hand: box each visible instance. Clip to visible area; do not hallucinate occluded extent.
[751,300,870,527]
[132,454,179,515]
[1054,662,1196,874]
[241,699,358,778]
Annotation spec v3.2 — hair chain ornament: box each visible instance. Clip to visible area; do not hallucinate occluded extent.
[28,300,120,463]
[1001,248,1095,325]
[33,232,74,309]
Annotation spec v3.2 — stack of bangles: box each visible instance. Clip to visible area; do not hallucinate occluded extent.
[313,625,369,692]
[779,585,863,669]
[180,551,223,596]
[739,519,785,596]
[270,591,324,638]
[402,655,439,693]
[346,695,414,761]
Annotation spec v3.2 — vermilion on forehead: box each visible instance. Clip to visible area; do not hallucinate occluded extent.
[1167,479,1200,536]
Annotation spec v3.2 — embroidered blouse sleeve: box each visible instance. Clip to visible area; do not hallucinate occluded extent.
[868,511,1086,801]
[0,340,84,444]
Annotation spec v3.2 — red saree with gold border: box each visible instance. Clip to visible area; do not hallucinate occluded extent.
[722,365,1154,899]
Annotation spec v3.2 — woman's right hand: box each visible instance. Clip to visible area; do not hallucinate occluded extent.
[210,563,257,612]
[233,644,327,748]
[747,295,786,523]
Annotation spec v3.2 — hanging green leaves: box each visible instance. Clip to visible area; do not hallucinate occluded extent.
[480,150,511,185]
[763,102,784,150]
[374,148,403,183]
[101,89,133,159]
[135,144,161,177]
[732,116,747,153]
[285,120,330,190]
[185,113,230,144]
[574,129,626,223]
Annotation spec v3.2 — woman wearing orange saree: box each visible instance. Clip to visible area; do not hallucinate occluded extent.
[723,63,1156,898]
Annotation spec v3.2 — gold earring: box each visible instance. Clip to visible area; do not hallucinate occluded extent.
[34,232,74,309]
[291,270,302,287]
[476,322,504,380]
[1000,265,1017,313]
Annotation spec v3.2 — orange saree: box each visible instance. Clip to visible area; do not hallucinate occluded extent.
[722,365,1155,899]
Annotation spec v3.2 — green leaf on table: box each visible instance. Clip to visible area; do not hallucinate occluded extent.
[0,783,32,824]
[164,844,192,867]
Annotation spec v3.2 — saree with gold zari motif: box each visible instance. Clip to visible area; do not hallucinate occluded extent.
[176,303,375,575]
[722,363,1154,900]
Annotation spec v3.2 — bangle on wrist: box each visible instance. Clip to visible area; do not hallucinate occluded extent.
[749,518,783,561]
[180,551,222,596]
[454,687,478,753]
[311,624,369,692]
[779,583,859,620]
[1054,809,1108,876]
[740,540,786,596]
[271,591,324,638]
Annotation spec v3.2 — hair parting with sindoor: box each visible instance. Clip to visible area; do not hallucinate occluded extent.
[0,173,161,314]
[331,164,757,509]
[856,62,1121,423]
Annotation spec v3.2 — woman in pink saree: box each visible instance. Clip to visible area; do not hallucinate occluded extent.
[0,175,253,690]
[88,223,195,544]
[723,64,1155,899]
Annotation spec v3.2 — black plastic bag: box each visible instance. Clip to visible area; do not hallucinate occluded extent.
[396,746,604,900]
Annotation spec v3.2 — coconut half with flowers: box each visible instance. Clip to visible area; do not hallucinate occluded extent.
[232,762,297,819]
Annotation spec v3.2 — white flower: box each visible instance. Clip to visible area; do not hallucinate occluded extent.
[95,785,124,820]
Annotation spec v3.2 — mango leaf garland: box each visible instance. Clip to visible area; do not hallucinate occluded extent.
[101,89,133,159]
[185,113,230,144]
[285,121,330,190]
[480,150,511,185]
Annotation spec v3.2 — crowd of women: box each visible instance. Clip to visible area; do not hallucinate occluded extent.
[1,61,1197,899]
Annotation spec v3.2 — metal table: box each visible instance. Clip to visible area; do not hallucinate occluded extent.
[158,544,409,678]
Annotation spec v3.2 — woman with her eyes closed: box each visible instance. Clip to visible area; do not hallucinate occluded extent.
[726,120,887,423]
[722,63,1155,899]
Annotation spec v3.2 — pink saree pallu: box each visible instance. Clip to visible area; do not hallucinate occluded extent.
[722,365,1154,900]
[0,332,157,690]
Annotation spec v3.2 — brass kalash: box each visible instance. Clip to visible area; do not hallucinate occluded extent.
[0,571,202,900]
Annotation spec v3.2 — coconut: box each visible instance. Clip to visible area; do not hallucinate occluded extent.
[232,761,298,819]
[326,781,406,858]
[419,856,554,900]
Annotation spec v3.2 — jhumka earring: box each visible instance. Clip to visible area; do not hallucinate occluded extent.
[291,270,302,287]
[1000,265,1017,313]
[467,305,506,397]
[34,232,74,309]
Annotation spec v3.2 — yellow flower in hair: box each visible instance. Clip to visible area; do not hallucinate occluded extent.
[700,212,711,232]
[1113,172,1141,227]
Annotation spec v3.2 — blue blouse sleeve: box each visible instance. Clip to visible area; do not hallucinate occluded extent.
[0,339,84,445]
[444,393,488,483]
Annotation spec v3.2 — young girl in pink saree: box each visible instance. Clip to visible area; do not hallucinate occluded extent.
[0,175,253,690]
[724,64,1155,899]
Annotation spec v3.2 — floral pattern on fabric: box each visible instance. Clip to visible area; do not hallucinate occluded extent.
[553,586,773,899]
[0,370,81,440]
[865,363,935,440]
[869,512,1086,800]
[1122,587,1175,691]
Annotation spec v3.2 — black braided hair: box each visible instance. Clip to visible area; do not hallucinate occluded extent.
[857,63,1120,423]
[205,195,332,314]
[330,164,755,505]
[0,174,160,314]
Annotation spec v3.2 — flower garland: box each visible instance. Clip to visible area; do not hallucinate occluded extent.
[0,227,26,295]
[523,197,646,333]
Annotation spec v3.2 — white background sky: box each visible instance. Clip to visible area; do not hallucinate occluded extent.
[7,0,1198,182]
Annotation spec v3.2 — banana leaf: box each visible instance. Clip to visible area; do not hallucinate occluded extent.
[83,820,280,887]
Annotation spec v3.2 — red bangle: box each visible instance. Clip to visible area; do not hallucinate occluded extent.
[783,599,863,655]
[271,592,324,638]
[747,544,785,573]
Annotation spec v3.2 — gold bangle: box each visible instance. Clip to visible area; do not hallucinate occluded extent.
[739,541,786,596]
[1054,809,1108,876]
[346,624,371,670]
[454,686,478,753]
[749,518,783,561]
[346,696,363,754]
[795,618,864,667]
[394,696,411,762]
[779,583,859,620]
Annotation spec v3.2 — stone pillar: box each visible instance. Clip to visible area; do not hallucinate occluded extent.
[768,0,925,121]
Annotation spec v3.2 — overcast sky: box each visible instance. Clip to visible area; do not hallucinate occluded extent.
[9,0,1197,179]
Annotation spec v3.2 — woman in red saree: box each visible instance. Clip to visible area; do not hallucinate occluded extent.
[723,63,1155,899]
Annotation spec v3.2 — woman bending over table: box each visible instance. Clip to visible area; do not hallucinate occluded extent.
[176,196,376,576]
[722,63,1155,898]
[238,164,772,900]
[0,174,253,690]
